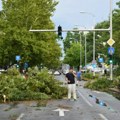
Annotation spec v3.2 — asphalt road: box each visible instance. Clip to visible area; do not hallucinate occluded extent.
[0,74,120,120]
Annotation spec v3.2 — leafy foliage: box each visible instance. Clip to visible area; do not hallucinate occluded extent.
[113,76,120,89]
[0,67,67,102]
[64,42,84,67]
[84,78,113,91]
[113,66,120,76]
[0,0,61,69]
[82,72,99,81]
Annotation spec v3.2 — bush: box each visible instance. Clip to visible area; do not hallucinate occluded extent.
[0,67,67,102]
[82,72,99,80]
[113,76,120,89]
[113,66,120,76]
[84,77,113,91]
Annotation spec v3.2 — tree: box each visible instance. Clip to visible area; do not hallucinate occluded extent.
[0,0,61,69]
[63,32,74,53]
[64,43,84,67]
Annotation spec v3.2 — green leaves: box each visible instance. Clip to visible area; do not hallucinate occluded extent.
[64,43,84,67]
[0,67,67,101]
[0,0,61,69]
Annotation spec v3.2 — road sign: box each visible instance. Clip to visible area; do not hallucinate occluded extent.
[16,55,21,61]
[108,47,115,55]
[107,39,115,46]
[92,64,97,68]
[98,58,104,63]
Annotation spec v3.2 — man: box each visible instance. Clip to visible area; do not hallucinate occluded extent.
[65,67,77,101]
[77,69,82,86]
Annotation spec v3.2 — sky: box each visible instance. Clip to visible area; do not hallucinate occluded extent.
[52,0,119,29]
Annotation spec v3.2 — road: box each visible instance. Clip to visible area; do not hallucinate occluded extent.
[0,74,120,120]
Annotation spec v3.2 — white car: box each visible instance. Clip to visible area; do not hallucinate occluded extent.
[54,71,61,75]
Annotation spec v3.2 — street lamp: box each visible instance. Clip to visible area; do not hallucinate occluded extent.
[80,11,96,63]
[79,32,82,68]
[84,31,88,67]
[75,25,88,68]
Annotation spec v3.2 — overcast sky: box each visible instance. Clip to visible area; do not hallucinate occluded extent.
[52,0,119,29]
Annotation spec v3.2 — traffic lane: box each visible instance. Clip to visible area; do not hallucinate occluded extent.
[20,99,105,120]
[92,90,120,112]
[0,98,113,120]
[77,86,120,120]
[0,86,120,120]
[17,89,115,120]
[14,87,120,120]
[0,102,29,120]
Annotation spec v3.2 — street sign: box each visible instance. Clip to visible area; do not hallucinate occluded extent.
[107,39,115,46]
[16,55,21,61]
[92,64,97,68]
[108,47,115,55]
[98,58,104,63]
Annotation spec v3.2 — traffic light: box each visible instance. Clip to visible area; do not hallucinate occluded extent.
[16,64,19,68]
[109,55,113,64]
[58,25,62,39]
[109,60,113,64]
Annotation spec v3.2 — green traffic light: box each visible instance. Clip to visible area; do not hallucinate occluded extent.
[109,60,113,64]
[16,64,19,68]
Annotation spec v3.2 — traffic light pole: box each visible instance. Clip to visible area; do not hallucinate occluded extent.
[29,28,110,32]
[110,0,113,80]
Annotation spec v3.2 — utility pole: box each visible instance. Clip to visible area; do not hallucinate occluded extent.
[110,0,113,80]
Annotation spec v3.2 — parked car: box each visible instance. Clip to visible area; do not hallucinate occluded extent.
[54,70,61,75]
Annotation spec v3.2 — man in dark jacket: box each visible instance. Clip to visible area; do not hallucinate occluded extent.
[66,67,77,101]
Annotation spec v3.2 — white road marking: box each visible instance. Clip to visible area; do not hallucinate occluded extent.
[16,113,25,120]
[99,114,108,120]
[77,91,93,107]
[53,108,69,117]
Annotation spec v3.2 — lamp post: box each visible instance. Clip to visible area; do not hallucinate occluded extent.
[76,24,88,68]
[84,31,88,67]
[80,32,82,68]
[80,11,96,63]
[79,27,87,68]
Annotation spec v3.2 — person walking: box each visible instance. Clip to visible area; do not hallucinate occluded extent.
[77,69,82,86]
[65,67,77,101]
